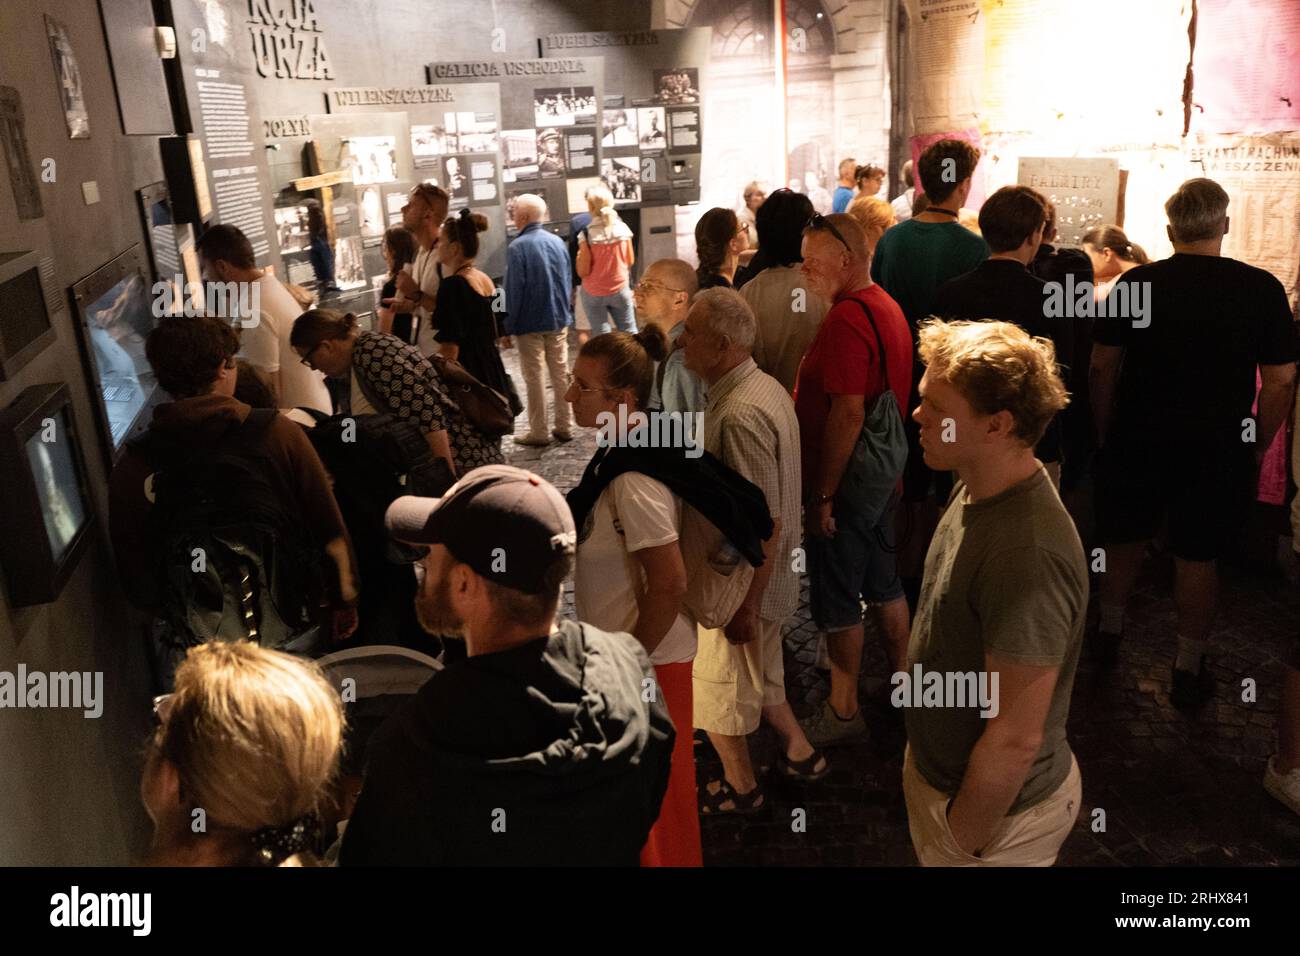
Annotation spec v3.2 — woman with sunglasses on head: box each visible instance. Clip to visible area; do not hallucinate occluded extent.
[140,641,344,866]
[290,309,503,481]
[694,207,749,290]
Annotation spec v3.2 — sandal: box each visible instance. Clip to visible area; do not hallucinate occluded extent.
[776,749,829,782]
[699,778,766,816]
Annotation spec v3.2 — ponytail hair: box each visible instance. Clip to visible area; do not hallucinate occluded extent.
[443,208,490,259]
[578,326,668,410]
[585,185,619,229]
[290,308,358,352]
[1080,224,1148,265]
[694,207,739,286]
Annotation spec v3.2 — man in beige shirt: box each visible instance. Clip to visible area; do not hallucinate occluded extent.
[738,189,829,394]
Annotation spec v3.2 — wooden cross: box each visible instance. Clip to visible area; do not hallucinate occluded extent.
[291,139,352,245]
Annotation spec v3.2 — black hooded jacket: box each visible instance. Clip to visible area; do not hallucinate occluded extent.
[566,445,774,568]
[339,620,673,866]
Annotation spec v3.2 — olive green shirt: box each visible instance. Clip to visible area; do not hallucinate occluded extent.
[905,465,1087,813]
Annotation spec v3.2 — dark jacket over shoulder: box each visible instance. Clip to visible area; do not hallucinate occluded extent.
[339,620,674,866]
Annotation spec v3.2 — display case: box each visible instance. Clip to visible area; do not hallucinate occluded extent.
[0,250,58,380]
[68,245,160,464]
[0,383,96,606]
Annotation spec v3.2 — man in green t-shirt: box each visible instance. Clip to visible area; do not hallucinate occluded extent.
[902,318,1087,866]
[871,138,990,610]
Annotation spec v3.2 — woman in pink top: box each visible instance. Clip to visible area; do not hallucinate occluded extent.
[575,185,638,334]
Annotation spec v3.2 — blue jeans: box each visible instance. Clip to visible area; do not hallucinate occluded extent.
[580,286,637,334]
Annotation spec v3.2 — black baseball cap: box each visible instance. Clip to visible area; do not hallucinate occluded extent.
[385,465,576,595]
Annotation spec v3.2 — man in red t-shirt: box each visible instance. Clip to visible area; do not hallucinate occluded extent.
[794,213,913,748]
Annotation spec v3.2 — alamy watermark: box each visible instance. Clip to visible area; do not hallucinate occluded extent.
[1042,274,1150,328]
[891,663,1000,718]
[50,886,150,936]
[0,665,102,718]
[596,404,704,459]
[151,275,261,326]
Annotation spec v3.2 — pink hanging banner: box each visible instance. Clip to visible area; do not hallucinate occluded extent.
[1192,0,1300,134]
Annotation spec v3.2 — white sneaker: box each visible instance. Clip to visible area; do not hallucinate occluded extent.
[1263,755,1300,817]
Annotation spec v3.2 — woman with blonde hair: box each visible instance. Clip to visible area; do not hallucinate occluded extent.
[846,194,897,254]
[576,184,638,334]
[139,641,344,866]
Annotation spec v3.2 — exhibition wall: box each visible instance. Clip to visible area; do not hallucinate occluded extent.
[0,0,894,868]
[0,0,161,866]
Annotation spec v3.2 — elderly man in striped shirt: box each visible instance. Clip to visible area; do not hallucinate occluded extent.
[680,288,827,814]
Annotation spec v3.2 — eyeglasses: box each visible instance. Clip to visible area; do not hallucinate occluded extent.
[634,277,686,296]
[565,372,610,394]
[807,213,852,255]
[299,343,324,369]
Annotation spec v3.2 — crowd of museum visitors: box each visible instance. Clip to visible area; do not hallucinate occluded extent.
[110,138,1300,868]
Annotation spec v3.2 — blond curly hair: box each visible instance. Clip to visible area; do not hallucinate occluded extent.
[917,319,1068,447]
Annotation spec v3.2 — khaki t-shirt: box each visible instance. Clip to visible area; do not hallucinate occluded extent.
[905,465,1087,813]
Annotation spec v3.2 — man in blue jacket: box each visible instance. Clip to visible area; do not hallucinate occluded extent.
[502,194,574,446]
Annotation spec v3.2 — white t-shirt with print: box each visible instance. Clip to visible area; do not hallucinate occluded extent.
[574,471,696,666]
[238,274,332,413]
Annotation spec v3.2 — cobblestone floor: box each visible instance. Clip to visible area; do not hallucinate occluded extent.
[501,343,1300,866]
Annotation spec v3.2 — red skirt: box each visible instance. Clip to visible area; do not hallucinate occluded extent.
[640,660,703,867]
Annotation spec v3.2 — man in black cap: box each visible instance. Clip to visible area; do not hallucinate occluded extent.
[339,464,674,866]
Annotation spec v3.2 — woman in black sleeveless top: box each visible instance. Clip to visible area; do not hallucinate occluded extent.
[433,210,519,411]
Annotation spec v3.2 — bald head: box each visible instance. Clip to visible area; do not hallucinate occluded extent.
[646,259,698,296]
[513,194,546,230]
[634,258,698,329]
[800,213,873,301]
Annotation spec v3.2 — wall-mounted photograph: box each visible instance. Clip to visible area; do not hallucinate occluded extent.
[45,16,90,139]
[533,87,597,127]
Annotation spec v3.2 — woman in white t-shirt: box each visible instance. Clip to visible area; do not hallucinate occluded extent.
[564,327,702,867]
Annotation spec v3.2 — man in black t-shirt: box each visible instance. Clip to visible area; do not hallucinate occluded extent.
[340,465,673,865]
[1030,204,1096,493]
[1090,178,1298,708]
[933,185,1072,479]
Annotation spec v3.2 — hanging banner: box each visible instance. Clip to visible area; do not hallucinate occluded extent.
[1186,131,1300,310]
[907,0,983,136]
[1191,0,1300,135]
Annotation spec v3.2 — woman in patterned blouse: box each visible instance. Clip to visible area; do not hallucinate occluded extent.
[289,309,504,477]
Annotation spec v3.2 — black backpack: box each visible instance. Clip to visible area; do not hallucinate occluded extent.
[134,410,325,653]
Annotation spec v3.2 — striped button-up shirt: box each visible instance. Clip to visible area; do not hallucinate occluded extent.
[703,358,802,622]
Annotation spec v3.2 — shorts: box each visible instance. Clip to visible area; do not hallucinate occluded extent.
[903,745,1082,867]
[692,617,787,736]
[807,492,905,631]
[1094,434,1252,562]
